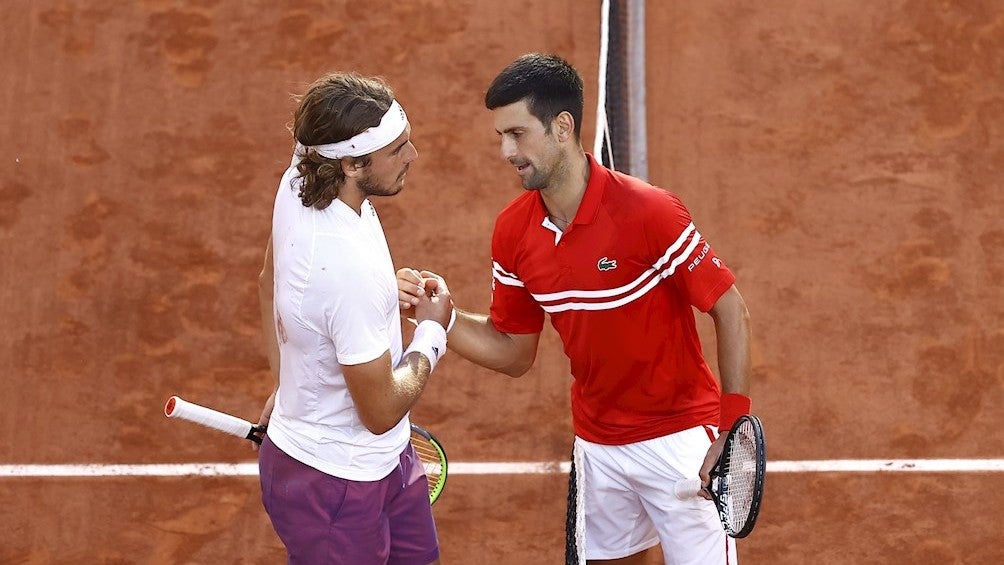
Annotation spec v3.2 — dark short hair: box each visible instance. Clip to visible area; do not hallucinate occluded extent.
[292,72,394,209]
[484,53,584,138]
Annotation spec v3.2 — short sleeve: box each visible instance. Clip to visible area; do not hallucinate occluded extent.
[321,263,393,366]
[647,191,736,312]
[489,224,545,335]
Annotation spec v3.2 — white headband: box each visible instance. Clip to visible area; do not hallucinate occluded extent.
[303,100,408,159]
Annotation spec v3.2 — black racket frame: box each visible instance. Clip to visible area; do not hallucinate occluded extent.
[708,414,767,538]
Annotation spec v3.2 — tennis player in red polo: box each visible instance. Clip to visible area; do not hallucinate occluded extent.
[399,54,753,565]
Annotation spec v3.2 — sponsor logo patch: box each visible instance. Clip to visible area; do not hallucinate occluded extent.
[687,243,711,272]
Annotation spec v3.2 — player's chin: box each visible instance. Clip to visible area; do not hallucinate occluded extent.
[519,170,547,190]
[522,178,546,191]
[375,182,405,197]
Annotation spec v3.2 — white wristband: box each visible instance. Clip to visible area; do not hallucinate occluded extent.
[404,320,447,373]
[447,308,457,333]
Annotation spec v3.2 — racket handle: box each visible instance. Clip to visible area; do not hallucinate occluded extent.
[165,395,258,441]
[674,478,704,500]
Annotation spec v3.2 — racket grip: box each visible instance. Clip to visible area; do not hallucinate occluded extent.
[674,478,704,500]
[164,395,256,440]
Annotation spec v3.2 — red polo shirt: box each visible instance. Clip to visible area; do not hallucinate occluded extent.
[489,154,736,445]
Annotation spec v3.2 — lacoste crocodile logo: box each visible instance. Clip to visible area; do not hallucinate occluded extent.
[597,257,618,271]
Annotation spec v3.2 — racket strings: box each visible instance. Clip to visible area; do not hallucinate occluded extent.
[411,434,445,488]
[720,420,758,530]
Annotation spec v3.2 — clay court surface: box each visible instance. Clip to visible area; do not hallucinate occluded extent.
[1,1,1002,563]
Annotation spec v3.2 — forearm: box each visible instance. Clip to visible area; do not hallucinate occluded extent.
[714,311,751,395]
[381,352,435,421]
[710,286,752,395]
[351,351,441,435]
[347,320,447,435]
[449,309,536,377]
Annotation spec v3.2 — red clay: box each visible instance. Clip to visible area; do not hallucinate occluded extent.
[1,1,1001,564]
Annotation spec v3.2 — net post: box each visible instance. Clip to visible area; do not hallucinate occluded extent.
[626,0,648,181]
[594,0,612,165]
[596,0,648,179]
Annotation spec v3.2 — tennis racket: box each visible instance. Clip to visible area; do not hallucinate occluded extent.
[164,395,449,505]
[674,414,767,538]
[408,422,448,505]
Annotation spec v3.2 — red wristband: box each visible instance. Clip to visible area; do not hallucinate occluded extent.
[719,393,751,434]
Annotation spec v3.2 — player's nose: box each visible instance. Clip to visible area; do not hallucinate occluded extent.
[500,137,517,161]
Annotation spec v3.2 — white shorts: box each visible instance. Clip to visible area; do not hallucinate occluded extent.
[573,426,737,564]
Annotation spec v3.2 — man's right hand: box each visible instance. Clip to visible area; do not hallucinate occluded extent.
[414,271,453,330]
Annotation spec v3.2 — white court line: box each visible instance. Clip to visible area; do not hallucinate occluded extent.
[0,459,1002,477]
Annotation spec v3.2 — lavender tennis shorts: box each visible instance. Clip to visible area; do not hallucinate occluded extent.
[259,434,439,565]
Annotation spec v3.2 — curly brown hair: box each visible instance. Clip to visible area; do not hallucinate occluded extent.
[291,73,394,209]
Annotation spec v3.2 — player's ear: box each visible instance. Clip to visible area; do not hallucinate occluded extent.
[554,111,575,142]
[341,156,365,177]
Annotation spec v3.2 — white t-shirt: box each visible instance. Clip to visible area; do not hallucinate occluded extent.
[266,163,409,481]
